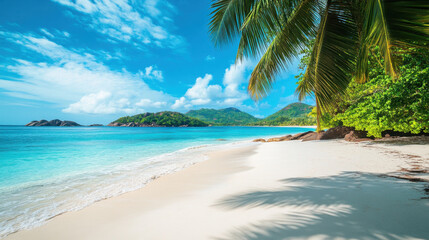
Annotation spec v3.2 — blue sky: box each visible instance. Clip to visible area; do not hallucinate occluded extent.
[0,0,313,125]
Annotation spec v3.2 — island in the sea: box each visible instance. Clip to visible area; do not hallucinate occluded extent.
[25,103,315,128]
[186,102,315,126]
[108,111,208,127]
[26,119,81,126]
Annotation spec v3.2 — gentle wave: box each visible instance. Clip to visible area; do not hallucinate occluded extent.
[0,140,256,238]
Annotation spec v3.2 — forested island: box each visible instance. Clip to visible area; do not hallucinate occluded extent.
[108,111,208,127]
[185,107,260,126]
[109,102,315,127]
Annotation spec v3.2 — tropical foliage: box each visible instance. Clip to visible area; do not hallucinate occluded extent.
[209,0,429,131]
[314,46,429,137]
[186,107,259,126]
[113,112,208,127]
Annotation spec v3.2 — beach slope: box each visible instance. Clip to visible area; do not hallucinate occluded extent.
[6,140,429,240]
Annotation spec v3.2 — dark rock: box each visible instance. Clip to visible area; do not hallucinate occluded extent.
[301,132,324,141]
[344,131,372,142]
[26,119,80,127]
[267,135,293,142]
[290,131,314,140]
[60,121,80,126]
[26,121,39,126]
[89,124,103,127]
[49,119,62,126]
[320,126,355,140]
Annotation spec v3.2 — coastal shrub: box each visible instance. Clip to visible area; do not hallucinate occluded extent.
[333,46,429,137]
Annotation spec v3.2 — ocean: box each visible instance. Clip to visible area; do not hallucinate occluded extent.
[0,125,313,237]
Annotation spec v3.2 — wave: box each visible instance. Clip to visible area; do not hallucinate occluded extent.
[0,139,256,238]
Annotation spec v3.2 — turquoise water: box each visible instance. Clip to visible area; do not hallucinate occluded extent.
[0,126,313,237]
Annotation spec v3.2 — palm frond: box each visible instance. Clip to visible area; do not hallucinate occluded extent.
[246,0,322,100]
[305,0,358,113]
[384,0,429,43]
[359,0,396,81]
[236,0,300,61]
[209,0,255,46]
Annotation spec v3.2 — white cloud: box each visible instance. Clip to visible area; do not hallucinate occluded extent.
[140,65,163,82]
[135,99,166,108]
[205,55,215,61]
[63,91,133,114]
[52,0,184,49]
[185,74,222,104]
[39,28,71,39]
[171,60,255,110]
[0,31,173,114]
[40,28,54,38]
[171,97,191,109]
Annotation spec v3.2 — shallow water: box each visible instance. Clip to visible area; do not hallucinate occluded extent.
[0,126,313,237]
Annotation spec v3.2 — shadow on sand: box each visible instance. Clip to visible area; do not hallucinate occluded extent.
[214,172,429,240]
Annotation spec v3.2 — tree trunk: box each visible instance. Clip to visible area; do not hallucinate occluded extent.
[316,95,322,133]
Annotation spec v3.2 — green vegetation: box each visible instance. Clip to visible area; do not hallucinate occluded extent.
[313,46,429,137]
[186,107,259,126]
[209,0,428,132]
[253,103,315,126]
[113,111,208,127]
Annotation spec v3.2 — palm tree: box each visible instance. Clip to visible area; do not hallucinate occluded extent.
[209,0,428,132]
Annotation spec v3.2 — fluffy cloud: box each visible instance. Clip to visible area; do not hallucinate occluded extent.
[141,66,163,82]
[0,31,173,114]
[171,60,254,110]
[52,0,184,49]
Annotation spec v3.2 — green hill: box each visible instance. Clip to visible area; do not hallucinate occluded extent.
[186,107,259,126]
[254,102,316,126]
[109,111,208,127]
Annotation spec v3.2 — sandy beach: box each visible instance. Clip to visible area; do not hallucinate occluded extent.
[5,139,429,240]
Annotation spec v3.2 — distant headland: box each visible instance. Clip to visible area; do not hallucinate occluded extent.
[26,119,81,127]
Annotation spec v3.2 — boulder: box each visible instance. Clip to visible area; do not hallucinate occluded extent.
[253,138,266,142]
[301,132,324,141]
[89,124,103,127]
[290,131,314,140]
[320,126,354,140]
[267,135,292,142]
[344,131,373,142]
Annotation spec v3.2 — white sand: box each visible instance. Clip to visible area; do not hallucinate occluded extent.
[5,140,429,240]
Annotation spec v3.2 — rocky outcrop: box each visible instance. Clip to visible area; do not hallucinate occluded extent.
[267,135,292,142]
[344,131,372,142]
[301,132,324,141]
[290,131,314,140]
[253,127,373,143]
[26,119,81,127]
[319,126,354,140]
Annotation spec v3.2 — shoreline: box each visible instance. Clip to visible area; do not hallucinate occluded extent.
[5,138,429,240]
[0,127,313,238]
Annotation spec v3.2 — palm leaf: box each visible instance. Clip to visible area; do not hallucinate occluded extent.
[209,0,255,46]
[246,0,322,100]
[303,0,359,114]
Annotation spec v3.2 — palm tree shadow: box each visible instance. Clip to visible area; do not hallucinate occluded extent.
[213,172,429,240]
